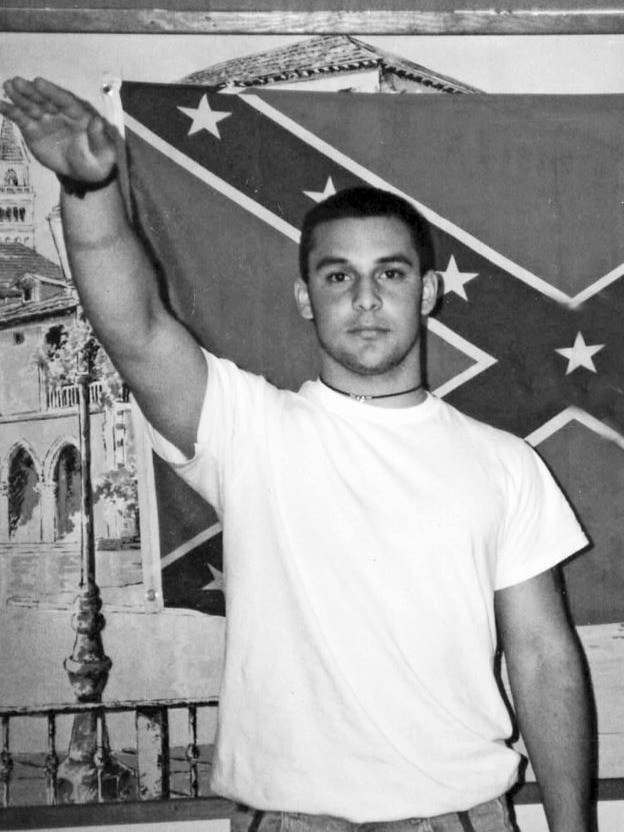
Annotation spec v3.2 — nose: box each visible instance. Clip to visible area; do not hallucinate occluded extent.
[352,274,381,311]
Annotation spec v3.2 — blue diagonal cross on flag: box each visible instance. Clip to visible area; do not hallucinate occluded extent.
[434,233,624,441]
[121,83,624,624]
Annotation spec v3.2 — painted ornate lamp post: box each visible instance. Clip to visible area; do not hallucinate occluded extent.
[45,216,134,802]
[53,337,133,803]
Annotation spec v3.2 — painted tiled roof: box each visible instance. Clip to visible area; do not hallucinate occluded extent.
[0,117,27,163]
[181,34,479,94]
[0,291,77,326]
[0,241,69,320]
[0,242,64,285]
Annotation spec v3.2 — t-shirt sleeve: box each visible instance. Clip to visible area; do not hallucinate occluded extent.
[144,348,270,514]
[495,442,589,590]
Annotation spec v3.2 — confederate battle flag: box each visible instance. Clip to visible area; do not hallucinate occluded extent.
[119,83,624,626]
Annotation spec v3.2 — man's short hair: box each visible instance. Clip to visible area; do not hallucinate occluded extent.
[299,186,435,282]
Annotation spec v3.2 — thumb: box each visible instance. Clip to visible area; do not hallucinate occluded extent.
[86,115,116,167]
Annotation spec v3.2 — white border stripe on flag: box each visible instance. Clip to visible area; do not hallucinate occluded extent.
[124,113,301,244]
[160,523,223,571]
[525,407,624,449]
[242,93,581,307]
[428,319,497,398]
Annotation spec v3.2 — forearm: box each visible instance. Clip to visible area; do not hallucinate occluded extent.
[61,176,168,366]
[1,76,207,455]
[1,75,165,350]
[508,634,594,832]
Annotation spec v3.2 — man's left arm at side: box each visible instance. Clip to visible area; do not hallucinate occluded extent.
[495,568,596,832]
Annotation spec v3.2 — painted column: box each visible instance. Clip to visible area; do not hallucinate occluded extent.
[39,480,56,543]
[0,481,9,541]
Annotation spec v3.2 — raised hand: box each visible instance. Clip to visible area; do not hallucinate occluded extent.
[0,77,118,183]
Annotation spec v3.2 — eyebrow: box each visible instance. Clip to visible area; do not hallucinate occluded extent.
[313,253,416,271]
[376,255,415,266]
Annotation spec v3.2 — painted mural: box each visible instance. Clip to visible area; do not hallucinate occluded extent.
[0,117,141,610]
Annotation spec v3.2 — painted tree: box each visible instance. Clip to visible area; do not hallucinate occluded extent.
[36,311,138,536]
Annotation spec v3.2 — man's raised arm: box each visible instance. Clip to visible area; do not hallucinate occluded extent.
[0,77,207,458]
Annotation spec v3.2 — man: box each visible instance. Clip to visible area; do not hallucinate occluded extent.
[0,78,593,832]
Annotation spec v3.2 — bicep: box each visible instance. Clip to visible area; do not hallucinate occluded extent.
[61,193,210,457]
[495,567,578,673]
[117,311,208,459]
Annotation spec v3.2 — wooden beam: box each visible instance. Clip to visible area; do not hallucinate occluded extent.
[2,8,624,35]
[0,796,234,829]
[1,781,624,829]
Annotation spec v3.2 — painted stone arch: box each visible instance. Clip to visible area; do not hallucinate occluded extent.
[6,441,42,542]
[44,438,82,541]
[0,439,40,484]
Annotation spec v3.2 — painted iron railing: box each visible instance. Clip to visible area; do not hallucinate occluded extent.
[0,697,218,809]
[45,382,130,410]
[2,699,624,830]
[46,382,103,411]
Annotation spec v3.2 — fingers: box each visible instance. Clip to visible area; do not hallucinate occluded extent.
[0,93,37,131]
[2,78,46,121]
[2,76,92,122]
[18,77,62,115]
[33,77,94,120]
[1,77,65,137]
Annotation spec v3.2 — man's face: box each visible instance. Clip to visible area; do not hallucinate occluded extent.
[295,215,437,382]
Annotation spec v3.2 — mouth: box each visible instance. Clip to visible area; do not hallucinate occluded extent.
[349,326,389,338]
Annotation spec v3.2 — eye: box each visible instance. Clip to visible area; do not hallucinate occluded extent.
[379,268,405,281]
[326,271,350,284]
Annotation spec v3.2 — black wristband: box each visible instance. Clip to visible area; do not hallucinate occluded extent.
[57,165,118,199]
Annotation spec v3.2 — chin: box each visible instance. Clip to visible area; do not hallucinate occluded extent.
[318,334,419,379]
[338,354,407,377]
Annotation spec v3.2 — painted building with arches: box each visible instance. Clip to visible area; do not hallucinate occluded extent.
[0,115,138,607]
[0,289,137,533]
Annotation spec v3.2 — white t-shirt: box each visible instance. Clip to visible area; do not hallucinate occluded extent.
[149,350,588,821]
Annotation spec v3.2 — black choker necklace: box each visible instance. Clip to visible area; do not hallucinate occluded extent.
[320,377,423,403]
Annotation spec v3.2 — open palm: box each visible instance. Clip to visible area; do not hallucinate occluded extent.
[0,77,117,182]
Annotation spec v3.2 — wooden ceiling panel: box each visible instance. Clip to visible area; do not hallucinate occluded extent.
[2,2,624,35]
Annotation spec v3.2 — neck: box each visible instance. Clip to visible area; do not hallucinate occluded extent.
[319,376,427,408]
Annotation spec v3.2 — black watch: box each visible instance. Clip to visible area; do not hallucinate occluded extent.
[57,165,118,199]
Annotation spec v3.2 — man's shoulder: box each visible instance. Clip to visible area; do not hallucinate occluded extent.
[432,397,544,483]
[202,348,307,408]
[435,395,526,449]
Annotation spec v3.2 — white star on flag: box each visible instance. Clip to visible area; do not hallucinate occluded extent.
[303,177,337,203]
[555,331,605,375]
[201,565,225,591]
[438,255,479,300]
[178,95,231,138]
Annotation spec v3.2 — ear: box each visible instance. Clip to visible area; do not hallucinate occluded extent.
[420,270,439,317]
[294,278,314,320]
